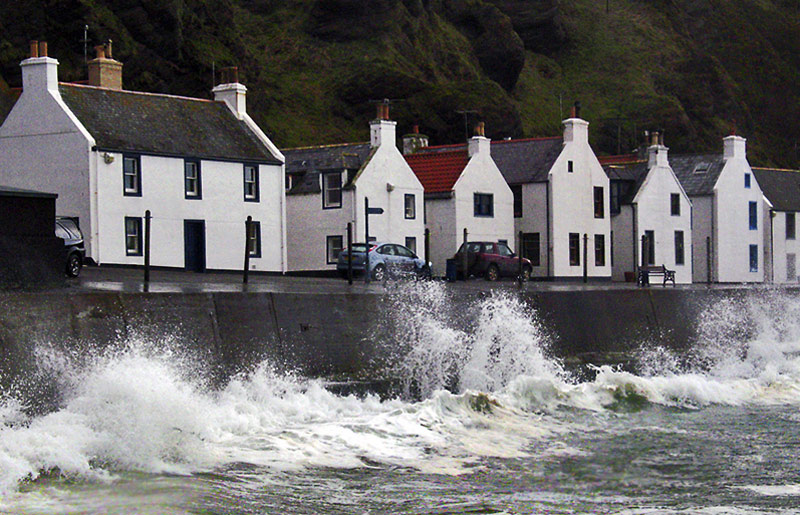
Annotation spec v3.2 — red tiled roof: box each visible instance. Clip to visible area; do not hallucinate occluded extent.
[597,153,640,165]
[405,150,469,193]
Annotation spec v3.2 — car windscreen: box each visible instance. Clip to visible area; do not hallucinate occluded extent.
[349,244,371,253]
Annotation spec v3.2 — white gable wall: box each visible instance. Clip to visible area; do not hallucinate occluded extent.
[514,182,549,277]
[549,119,611,279]
[632,157,693,283]
[713,137,764,282]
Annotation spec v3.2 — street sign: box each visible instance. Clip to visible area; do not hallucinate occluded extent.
[367,207,384,215]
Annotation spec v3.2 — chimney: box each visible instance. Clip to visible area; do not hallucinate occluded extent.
[647,130,669,168]
[563,102,589,144]
[723,134,747,160]
[87,40,123,90]
[402,124,429,155]
[20,40,60,94]
[212,66,247,119]
[370,100,396,149]
[468,121,490,157]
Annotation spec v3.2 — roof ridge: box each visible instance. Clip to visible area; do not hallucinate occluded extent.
[282,141,370,151]
[753,167,800,173]
[60,82,216,103]
[405,149,468,159]
[491,136,562,144]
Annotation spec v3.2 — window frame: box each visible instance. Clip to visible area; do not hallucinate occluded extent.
[643,230,655,266]
[322,172,343,209]
[326,235,344,264]
[749,201,758,230]
[404,194,416,219]
[522,233,540,267]
[749,244,758,272]
[511,184,523,218]
[184,159,202,200]
[473,193,494,218]
[594,234,605,267]
[593,186,605,219]
[405,236,417,255]
[124,216,143,256]
[247,220,262,258]
[745,173,751,189]
[670,193,681,216]
[569,232,580,266]
[675,230,685,265]
[122,154,142,197]
[243,164,260,202]
[787,213,796,240]
[568,160,574,173]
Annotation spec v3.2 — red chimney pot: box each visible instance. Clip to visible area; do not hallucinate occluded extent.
[38,41,47,58]
[29,40,39,58]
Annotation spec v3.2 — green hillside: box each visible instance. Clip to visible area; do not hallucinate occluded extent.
[1,0,798,167]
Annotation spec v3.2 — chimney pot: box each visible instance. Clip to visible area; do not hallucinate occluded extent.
[106,40,112,59]
[29,40,39,58]
[650,130,659,146]
[413,124,419,134]
[95,45,105,59]
[38,41,47,57]
[574,101,581,119]
[474,121,485,137]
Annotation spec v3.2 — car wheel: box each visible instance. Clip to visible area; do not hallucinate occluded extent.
[66,253,82,277]
[372,264,387,281]
[521,266,532,282]
[485,264,499,282]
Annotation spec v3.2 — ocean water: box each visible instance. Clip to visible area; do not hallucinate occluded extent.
[2,285,800,514]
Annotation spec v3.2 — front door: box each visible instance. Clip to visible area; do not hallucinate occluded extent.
[184,220,206,272]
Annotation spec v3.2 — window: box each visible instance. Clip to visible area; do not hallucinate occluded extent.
[498,243,513,257]
[522,233,540,267]
[247,221,261,258]
[244,164,259,202]
[749,244,758,272]
[788,253,796,281]
[693,163,709,174]
[610,181,631,216]
[474,193,494,217]
[184,160,202,199]
[405,237,417,255]
[323,173,342,209]
[594,234,605,266]
[568,160,574,173]
[749,201,758,230]
[125,217,142,256]
[745,173,751,189]
[404,194,416,219]
[326,235,343,264]
[123,155,141,196]
[511,184,522,218]
[675,230,685,265]
[396,245,414,258]
[569,233,580,266]
[787,213,796,240]
[671,193,680,216]
[498,239,509,247]
[643,230,655,266]
[594,187,604,218]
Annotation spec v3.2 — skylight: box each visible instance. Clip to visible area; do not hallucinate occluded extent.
[693,163,710,174]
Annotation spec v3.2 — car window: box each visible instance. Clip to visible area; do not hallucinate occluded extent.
[55,223,70,240]
[481,243,494,254]
[350,244,369,253]
[497,243,514,257]
[467,242,481,253]
[396,245,414,258]
[377,245,393,255]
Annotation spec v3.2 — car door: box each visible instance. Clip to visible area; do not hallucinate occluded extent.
[496,242,516,276]
[395,244,416,274]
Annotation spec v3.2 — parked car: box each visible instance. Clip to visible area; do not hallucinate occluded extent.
[453,241,532,281]
[337,242,432,280]
[55,217,85,277]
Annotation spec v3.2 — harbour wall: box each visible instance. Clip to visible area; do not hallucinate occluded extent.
[0,287,788,407]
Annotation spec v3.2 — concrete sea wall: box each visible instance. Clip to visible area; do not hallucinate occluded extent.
[0,287,787,408]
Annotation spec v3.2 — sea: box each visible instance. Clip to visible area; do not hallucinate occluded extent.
[2,283,800,514]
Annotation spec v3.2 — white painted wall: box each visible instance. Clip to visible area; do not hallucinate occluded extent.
[713,136,764,283]
[548,118,611,279]
[768,211,800,284]
[425,197,457,275]
[97,153,285,271]
[0,57,95,256]
[611,206,634,282]
[514,182,549,277]
[632,148,693,283]
[690,195,713,283]
[286,189,354,272]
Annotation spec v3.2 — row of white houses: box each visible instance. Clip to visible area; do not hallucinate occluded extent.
[1,42,798,283]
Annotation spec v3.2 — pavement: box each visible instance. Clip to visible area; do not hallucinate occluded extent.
[51,265,775,295]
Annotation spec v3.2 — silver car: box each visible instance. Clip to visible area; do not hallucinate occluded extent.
[337,242,432,280]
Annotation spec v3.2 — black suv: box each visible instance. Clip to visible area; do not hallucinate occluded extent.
[55,217,85,277]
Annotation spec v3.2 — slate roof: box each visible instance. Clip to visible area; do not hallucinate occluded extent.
[668,153,726,196]
[404,150,470,195]
[752,168,800,212]
[282,143,373,195]
[417,137,564,184]
[0,185,57,198]
[59,84,281,164]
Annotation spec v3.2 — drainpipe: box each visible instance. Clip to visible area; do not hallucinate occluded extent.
[280,164,287,273]
[546,180,552,278]
[770,208,775,283]
[90,147,100,264]
[710,193,716,283]
[632,204,638,279]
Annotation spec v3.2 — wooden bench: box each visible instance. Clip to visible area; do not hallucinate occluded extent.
[637,265,676,287]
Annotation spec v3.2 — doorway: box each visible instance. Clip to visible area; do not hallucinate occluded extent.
[184,220,206,272]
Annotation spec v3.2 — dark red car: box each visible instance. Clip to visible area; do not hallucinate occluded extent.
[453,241,532,281]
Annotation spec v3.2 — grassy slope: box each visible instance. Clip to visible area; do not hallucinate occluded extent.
[0,0,797,167]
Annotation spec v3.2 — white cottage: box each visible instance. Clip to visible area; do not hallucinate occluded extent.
[283,104,425,273]
[752,167,800,284]
[604,132,693,283]
[404,124,515,275]
[0,41,286,272]
[486,110,611,280]
[671,135,767,283]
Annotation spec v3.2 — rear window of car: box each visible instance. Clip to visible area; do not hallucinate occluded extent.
[350,244,373,253]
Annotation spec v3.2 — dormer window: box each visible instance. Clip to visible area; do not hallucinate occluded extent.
[693,163,709,174]
[184,160,201,199]
[323,172,342,209]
